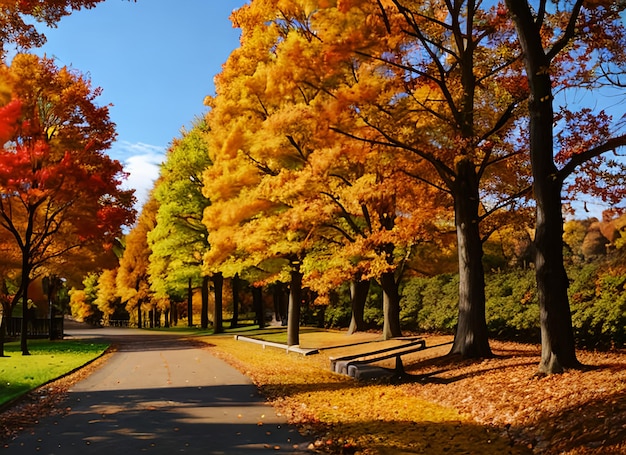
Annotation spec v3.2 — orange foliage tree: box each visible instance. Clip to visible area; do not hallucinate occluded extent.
[116,195,157,329]
[0,54,135,354]
[204,1,452,343]
[220,1,531,355]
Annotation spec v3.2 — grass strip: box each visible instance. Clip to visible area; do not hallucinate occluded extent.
[0,339,109,407]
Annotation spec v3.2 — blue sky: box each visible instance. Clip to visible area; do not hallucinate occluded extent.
[33,0,247,209]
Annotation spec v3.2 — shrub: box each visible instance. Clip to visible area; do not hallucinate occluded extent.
[569,263,626,348]
[325,255,626,349]
[400,274,459,333]
[484,269,540,342]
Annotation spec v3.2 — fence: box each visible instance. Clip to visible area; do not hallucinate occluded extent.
[4,317,64,339]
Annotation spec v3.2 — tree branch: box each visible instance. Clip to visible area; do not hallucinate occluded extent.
[557,134,626,183]
[546,0,585,61]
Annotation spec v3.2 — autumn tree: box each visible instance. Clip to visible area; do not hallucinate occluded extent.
[0,229,19,356]
[69,273,101,325]
[147,119,219,331]
[0,54,135,354]
[203,3,319,345]
[505,0,626,374]
[95,268,125,325]
[117,195,157,328]
[215,1,455,343]
[223,1,530,353]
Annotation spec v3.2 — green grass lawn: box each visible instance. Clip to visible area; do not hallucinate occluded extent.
[0,339,109,407]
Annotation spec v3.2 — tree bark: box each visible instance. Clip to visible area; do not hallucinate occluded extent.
[506,0,580,374]
[380,272,402,340]
[201,275,209,329]
[20,261,30,355]
[347,278,369,335]
[230,274,240,329]
[287,269,302,347]
[187,277,193,327]
[273,283,288,325]
[252,286,264,329]
[148,309,154,328]
[0,305,7,357]
[449,158,492,358]
[213,272,224,334]
[137,301,142,329]
[172,299,178,326]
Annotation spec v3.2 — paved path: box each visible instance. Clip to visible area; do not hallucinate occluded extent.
[2,327,313,454]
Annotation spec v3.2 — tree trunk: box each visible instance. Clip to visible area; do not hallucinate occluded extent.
[273,284,288,325]
[527,62,579,374]
[231,274,240,329]
[213,272,224,334]
[449,158,492,358]
[252,286,264,329]
[347,278,369,335]
[0,282,13,356]
[187,277,193,327]
[506,0,580,374]
[137,301,142,329]
[287,269,302,347]
[380,272,402,340]
[0,306,6,357]
[20,267,30,355]
[45,276,60,340]
[172,299,178,326]
[201,275,209,329]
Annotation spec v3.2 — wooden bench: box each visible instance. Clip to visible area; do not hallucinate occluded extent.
[330,338,426,379]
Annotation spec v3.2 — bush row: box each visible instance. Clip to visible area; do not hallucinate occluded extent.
[323,263,626,349]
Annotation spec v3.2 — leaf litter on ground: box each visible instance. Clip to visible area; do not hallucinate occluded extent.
[206,333,626,455]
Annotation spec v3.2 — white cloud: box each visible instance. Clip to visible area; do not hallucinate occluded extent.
[108,141,165,211]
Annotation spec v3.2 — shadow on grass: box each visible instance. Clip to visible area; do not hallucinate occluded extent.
[258,379,360,398]
[255,378,533,454]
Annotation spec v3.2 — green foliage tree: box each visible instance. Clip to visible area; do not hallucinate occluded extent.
[147,119,219,330]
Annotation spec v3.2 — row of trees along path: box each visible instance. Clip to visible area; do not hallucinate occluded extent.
[196,0,626,374]
[2,1,626,377]
[118,0,626,376]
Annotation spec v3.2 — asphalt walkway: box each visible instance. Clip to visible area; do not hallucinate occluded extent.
[2,327,314,454]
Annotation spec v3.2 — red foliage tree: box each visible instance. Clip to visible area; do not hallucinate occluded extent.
[0,54,135,355]
[505,0,626,374]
